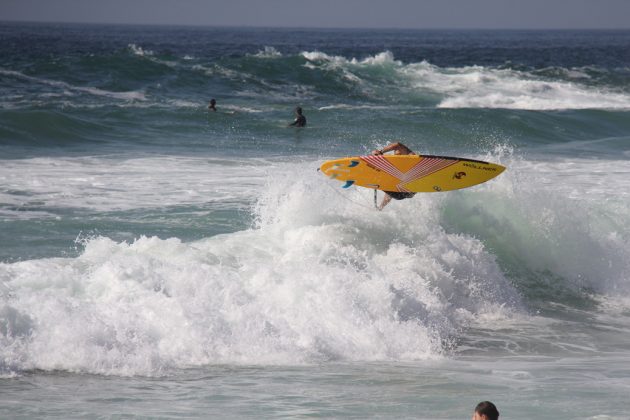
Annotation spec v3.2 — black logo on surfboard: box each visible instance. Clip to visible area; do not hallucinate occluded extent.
[453,171,467,180]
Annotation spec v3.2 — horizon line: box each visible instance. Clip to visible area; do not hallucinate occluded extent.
[2,19,630,32]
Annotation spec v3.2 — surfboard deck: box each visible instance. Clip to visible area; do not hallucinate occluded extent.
[319,154,505,193]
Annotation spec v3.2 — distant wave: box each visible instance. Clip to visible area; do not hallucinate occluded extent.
[317,104,391,111]
[127,43,154,57]
[250,46,283,58]
[297,51,630,110]
[302,50,399,66]
[127,43,178,68]
[430,66,630,110]
[3,49,630,111]
[0,69,146,101]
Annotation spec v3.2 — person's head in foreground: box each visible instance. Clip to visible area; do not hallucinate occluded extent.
[473,401,499,420]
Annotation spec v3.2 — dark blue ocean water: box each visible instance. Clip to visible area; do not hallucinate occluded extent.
[2,23,630,419]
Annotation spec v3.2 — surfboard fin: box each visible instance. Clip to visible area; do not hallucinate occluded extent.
[342,180,355,188]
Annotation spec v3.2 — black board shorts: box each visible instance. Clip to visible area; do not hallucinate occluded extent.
[385,191,416,200]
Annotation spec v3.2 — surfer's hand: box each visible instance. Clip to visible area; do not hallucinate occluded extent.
[371,149,383,155]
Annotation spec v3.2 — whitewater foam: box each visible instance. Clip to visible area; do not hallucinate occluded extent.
[399,62,630,110]
[297,50,630,110]
[0,156,267,216]
[301,50,399,67]
[0,158,527,375]
[317,104,391,111]
[127,43,179,68]
[4,151,630,376]
[251,46,283,58]
[128,44,154,57]
[443,154,630,296]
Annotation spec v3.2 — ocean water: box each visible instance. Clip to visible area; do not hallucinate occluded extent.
[1,22,630,419]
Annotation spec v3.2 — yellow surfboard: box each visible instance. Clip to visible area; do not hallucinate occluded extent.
[320,154,505,193]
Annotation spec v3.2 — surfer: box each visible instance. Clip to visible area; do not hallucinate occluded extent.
[472,401,499,420]
[371,142,416,210]
[208,98,217,111]
[289,106,306,127]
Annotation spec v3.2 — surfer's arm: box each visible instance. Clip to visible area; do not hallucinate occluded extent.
[372,142,413,156]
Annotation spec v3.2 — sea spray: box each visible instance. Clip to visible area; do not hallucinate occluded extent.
[0,159,527,375]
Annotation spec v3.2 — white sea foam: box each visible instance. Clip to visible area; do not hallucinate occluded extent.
[251,46,283,58]
[443,153,630,295]
[3,153,630,375]
[535,66,592,80]
[317,104,391,111]
[301,50,399,67]
[0,156,525,375]
[128,43,154,57]
[166,99,202,108]
[301,50,399,86]
[400,61,630,110]
[127,44,178,68]
[298,50,630,110]
[192,64,244,79]
[222,104,264,113]
[0,156,267,216]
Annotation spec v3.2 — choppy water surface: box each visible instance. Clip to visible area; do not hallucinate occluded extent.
[1,23,630,419]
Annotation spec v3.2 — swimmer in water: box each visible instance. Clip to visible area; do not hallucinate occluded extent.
[289,106,306,127]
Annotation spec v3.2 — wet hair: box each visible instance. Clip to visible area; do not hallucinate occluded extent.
[210,99,216,105]
[475,401,499,420]
[295,106,302,115]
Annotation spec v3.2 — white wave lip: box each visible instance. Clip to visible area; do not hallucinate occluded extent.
[0,69,146,101]
[398,60,630,110]
[317,104,391,111]
[250,46,283,58]
[302,50,399,85]
[301,50,399,67]
[128,43,154,57]
[430,66,630,110]
[298,50,630,110]
[127,43,178,68]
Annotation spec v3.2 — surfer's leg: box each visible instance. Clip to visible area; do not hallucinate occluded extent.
[378,194,392,210]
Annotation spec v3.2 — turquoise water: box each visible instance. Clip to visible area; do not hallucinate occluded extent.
[2,23,630,418]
